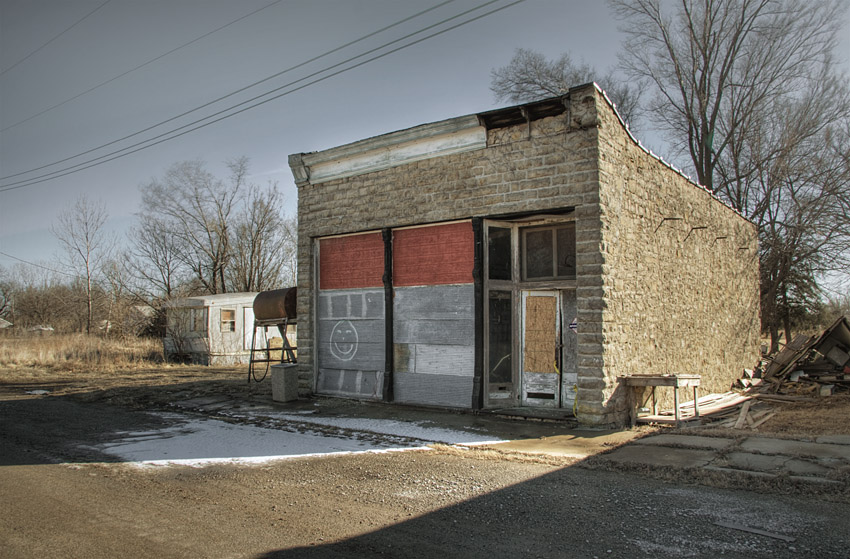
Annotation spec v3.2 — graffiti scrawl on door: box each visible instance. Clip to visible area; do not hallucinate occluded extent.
[329,320,359,361]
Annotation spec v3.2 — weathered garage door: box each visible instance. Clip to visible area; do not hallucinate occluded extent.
[392,222,475,408]
[316,232,386,399]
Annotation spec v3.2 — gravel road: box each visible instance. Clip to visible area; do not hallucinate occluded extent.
[2,395,850,559]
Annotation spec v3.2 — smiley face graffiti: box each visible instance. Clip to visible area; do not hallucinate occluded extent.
[329,320,359,361]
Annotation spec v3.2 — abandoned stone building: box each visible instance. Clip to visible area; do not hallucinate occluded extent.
[288,82,760,426]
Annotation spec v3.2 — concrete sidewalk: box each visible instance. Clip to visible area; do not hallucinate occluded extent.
[169,391,850,489]
[585,432,850,486]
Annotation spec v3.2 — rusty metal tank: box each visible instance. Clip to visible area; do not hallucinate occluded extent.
[253,287,297,321]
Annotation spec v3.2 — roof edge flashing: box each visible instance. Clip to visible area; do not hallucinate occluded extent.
[289,115,485,186]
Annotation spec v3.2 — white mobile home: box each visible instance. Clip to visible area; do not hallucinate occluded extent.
[164,293,258,365]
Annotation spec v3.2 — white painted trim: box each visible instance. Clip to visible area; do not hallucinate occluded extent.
[291,115,485,185]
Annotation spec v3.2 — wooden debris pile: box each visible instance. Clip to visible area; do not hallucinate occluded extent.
[662,392,774,430]
[700,397,775,429]
[752,316,850,397]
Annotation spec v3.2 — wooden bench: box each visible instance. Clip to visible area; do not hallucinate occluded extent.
[619,374,701,427]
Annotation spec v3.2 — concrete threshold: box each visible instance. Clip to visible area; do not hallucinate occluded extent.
[482,407,577,423]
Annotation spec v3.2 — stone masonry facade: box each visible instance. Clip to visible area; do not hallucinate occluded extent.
[292,83,759,425]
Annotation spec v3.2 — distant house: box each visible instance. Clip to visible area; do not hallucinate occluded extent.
[288,83,760,426]
[164,293,259,365]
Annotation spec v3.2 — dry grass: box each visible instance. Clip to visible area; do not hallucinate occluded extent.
[0,334,164,371]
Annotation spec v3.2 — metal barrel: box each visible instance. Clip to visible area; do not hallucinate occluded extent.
[253,287,297,320]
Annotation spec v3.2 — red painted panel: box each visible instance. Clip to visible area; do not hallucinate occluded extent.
[393,222,474,286]
[319,233,384,290]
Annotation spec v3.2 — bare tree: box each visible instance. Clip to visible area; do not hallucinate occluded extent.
[135,157,298,297]
[610,0,850,351]
[0,267,11,321]
[52,194,112,334]
[490,48,643,126]
[139,159,243,294]
[610,0,846,192]
[124,215,188,300]
[229,184,296,292]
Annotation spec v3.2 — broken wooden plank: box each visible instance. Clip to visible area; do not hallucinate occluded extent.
[749,411,775,429]
[734,400,752,429]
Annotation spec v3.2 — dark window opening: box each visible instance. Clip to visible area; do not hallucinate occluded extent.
[522,223,576,281]
[487,227,512,281]
[488,291,512,385]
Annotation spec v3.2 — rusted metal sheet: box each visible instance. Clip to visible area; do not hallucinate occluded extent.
[252,287,297,321]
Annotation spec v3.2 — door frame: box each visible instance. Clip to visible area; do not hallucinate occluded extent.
[482,215,577,410]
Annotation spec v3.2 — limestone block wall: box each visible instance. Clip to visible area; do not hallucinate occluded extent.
[294,85,603,400]
[591,89,761,423]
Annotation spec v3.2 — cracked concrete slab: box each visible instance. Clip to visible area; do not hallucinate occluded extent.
[739,437,850,461]
[633,434,734,450]
[816,435,850,446]
[601,445,716,468]
[722,451,831,476]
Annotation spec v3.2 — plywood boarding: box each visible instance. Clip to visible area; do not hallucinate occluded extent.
[393,222,474,286]
[319,232,384,290]
[523,295,557,374]
[412,344,474,376]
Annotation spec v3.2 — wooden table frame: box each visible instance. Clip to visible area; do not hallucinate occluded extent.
[619,374,701,427]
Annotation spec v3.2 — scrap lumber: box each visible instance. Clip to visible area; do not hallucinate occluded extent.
[733,401,752,429]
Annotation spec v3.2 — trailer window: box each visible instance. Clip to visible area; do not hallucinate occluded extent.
[221,309,236,332]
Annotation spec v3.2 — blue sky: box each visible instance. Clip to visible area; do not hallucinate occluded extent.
[1,0,848,282]
[0,0,628,269]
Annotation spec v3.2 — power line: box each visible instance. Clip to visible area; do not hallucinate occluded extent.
[1,0,523,192]
[0,0,112,77]
[0,0,457,183]
[0,250,74,278]
[1,0,284,133]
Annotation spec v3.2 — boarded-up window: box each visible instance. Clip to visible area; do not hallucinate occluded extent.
[393,222,474,286]
[319,233,384,290]
[220,309,236,332]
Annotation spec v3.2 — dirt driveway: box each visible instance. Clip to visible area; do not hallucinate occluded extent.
[2,366,850,558]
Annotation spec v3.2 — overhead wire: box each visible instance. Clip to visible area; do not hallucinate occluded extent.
[0,250,75,277]
[0,0,112,77]
[0,0,524,192]
[0,0,458,182]
[1,0,285,133]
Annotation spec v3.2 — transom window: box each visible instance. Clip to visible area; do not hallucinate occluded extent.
[521,223,576,281]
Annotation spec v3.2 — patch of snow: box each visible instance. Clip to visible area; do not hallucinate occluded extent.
[239,412,508,446]
[25,390,50,395]
[95,412,438,467]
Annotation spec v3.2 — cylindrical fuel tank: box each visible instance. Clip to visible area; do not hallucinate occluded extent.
[253,287,297,320]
